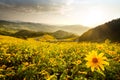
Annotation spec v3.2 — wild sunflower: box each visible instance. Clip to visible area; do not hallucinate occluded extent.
[85,50,109,72]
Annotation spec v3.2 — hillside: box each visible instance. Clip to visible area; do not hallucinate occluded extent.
[13,30,49,39]
[0,20,89,35]
[52,30,78,39]
[0,20,57,32]
[0,28,77,40]
[79,18,120,42]
[58,25,89,35]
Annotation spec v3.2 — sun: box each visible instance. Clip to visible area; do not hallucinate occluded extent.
[82,8,105,27]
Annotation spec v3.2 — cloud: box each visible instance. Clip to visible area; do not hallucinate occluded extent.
[0,0,74,12]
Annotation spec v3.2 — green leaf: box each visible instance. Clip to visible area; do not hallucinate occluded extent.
[96,70,105,77]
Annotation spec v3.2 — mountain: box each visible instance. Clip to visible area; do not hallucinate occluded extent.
[79,18,120,42]
[13,30,49,39]
[58,25,90,35]
[52,30,78,39]
[0,20,57,32]
[0,20,89,35]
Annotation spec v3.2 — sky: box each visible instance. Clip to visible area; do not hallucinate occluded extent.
[0,0,120,27]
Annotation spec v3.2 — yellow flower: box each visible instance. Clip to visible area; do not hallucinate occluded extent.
[73,60,82,65]
[23,62,29,66]
[85,51,109,72]
[76,60,82,65]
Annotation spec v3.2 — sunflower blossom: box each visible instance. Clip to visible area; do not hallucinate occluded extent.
[85,50,109,72]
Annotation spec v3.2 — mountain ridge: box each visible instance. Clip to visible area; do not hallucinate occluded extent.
[0,20,89,35]
[79,18,120,42]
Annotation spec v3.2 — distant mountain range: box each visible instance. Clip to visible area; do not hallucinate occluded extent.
[1,18,120,42]
[0,20,57,32]
[0,20,84,40]
[11,29,77,40]
[79,18,120,42]
[0,20,89,35]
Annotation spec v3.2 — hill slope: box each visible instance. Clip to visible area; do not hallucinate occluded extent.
[58,25,90,35]
[0,20,57,32]
[52,30,78,39]
[0,20,89,35]
[79,18,120,42]
[13,30,49,39]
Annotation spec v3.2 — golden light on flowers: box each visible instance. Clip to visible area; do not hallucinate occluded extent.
[73,60,82,65]
[85,51,109,72]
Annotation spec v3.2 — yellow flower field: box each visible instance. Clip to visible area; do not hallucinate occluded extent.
[0,35,120,80]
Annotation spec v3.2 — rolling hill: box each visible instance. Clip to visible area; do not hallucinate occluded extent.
[79,18,120,42]
[13,30,49,39]
[52,30,78,39]
[0,20,89,35]
[58,25,90,35]
[0,20,57,32]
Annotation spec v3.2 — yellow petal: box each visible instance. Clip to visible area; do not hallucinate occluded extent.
[85,55,92,61]
[103,61,109,65]
[86,62,91,68]
[85,57,88,60]
[99,65,105,71]
[92,51,97,56]
[96,66,100,71]
[98,53,104,57]
[102,57,107,60]
[91,66,95,72]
